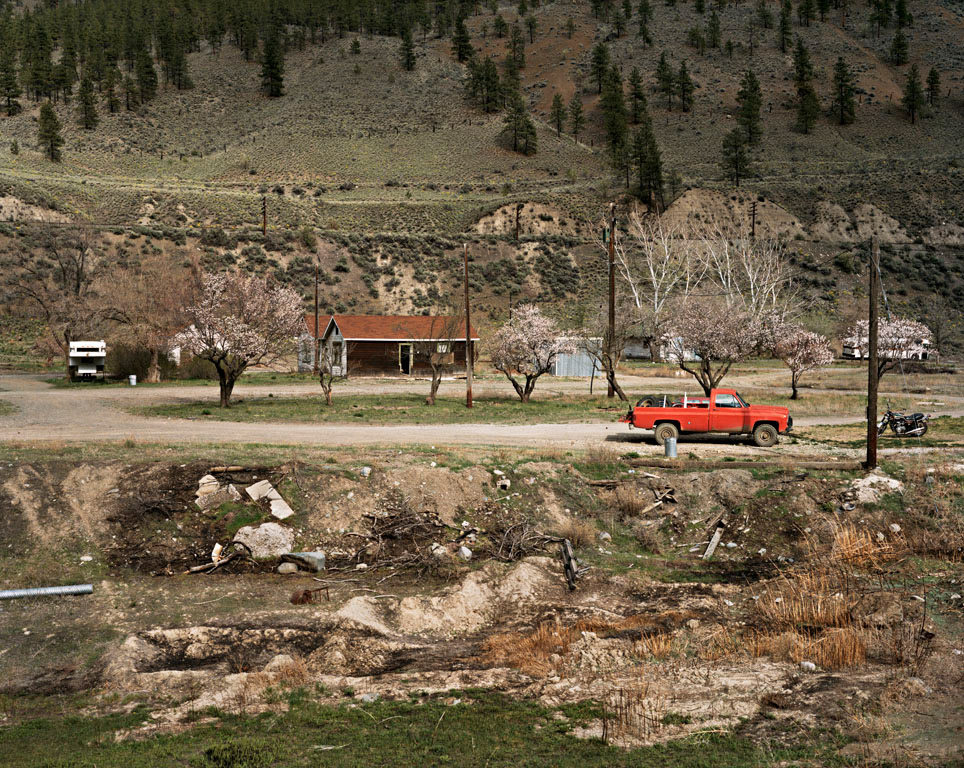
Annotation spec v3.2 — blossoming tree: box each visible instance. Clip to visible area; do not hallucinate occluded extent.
[774,326,834,399]
[491,304,574,402]
[179,273,304,407]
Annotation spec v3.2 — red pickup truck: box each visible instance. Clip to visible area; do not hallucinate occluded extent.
[620,388,792,447]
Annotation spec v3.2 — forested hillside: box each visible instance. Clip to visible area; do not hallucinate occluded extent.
[0,0,961,349]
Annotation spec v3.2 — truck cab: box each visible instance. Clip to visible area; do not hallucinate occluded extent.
[620,388,792,447]
[68,341,107,381]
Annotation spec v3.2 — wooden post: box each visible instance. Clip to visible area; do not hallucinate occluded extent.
[607,202,616,399]
[464,243,473,409]
[313,263,319,374]
[865,237,880,470]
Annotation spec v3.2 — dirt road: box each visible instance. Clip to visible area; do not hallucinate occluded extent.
[0,373,961,451]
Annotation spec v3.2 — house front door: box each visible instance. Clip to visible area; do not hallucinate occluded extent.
[399,343,412,375]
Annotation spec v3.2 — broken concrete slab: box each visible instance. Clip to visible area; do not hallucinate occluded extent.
[195,483,241,512]
[850,471,903,504]
[280,551,326,572]
[233,522,295,558]
[268,497,294,520]
[196,474,220,497]
[245,479,275,501]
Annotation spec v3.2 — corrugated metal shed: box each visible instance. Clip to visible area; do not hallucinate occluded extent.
[551,339,599,377]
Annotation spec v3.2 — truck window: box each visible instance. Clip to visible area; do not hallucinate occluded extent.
[714,393,742,408]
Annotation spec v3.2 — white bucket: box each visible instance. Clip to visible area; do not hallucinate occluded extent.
[128,375,137,386]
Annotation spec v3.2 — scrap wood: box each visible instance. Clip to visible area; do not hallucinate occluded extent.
[186,541,255,574]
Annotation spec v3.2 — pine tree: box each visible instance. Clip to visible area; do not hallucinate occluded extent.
[656,51,675,108]
[793,37,814,88]
[889,30,908,65]
[261,28,285,97]
[902,63,925,124]
[509,24,526,68]
[632,118,664,208]
[796,83,819,133]
[725,39,734,58]
[521,15,535,43]
[466,56,501,113]
[798,0,814,26]
[28,25,54,101]
[104,67,120,113]
[135,46,157,103]
[452,17,473,62]
[628,67,646,122]
[639,0,653,25]
[736,69,762,144]
[400,27,416,71]
[550,92,566,134]
[0,45,22,116]
[817,0,830,21]
[568,94,585,140]
[695,0,705,14]
[756,0,774,29]
[895,0,913,28]
[38,101,64,162]
[591,42,610,93]
[565,17,576,38]
[601,64,628,156]
[676,62,695,111]
[122,75,138,111]
[77,75,98,129]
[831,57,856,125]
[494,14,508,37]
[777,0,792,53]
[708,12,722,48]
[926,67,940,107]
[721,128,750,186]
[502,94,537,154]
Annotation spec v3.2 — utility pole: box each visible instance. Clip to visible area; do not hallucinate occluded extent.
[750,200,757,240]
[464,242,473,409]
[261,196,267,236]
[607,201,616,399]
[865,237,880,470]
[313,262,320,374]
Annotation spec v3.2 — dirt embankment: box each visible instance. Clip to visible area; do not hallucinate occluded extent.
[1,457,961,760]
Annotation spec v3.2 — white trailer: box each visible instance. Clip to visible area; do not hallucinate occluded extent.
[68,341,106,381]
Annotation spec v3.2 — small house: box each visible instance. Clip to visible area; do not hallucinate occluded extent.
[300,315,479,376]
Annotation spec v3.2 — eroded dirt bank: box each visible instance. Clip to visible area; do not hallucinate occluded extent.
[0,453,961,763]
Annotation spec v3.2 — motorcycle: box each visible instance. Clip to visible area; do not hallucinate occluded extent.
[877,407,930,437]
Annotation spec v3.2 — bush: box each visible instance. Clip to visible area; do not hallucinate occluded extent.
[177,354,218,380]
[105,344,177,380]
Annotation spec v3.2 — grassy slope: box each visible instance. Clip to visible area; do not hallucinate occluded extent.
[0,691,853,768]
[0,1,961,232]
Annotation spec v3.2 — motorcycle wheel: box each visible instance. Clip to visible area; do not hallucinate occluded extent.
[916,423,928,437]
[877,422,888,436]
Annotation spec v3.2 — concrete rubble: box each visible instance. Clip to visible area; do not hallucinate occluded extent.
[849,471,904,505]
[245,479,295,520]
[233,522,295,558]
[194,474,242,512]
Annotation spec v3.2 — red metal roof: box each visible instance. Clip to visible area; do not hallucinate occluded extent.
[305,315,479,341]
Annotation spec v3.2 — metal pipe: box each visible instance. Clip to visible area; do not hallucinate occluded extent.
[0,584,93,600]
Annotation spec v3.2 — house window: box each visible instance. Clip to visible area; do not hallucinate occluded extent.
[436,342,449,354]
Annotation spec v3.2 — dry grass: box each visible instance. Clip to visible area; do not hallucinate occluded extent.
[755,569,856,629]
[600,683,666,744]
[831,522,898,568]
[482,615,680,676]
[554,518,597,548]
[270,655,311,688]
[607,485,648,516]
[748,627,867,670]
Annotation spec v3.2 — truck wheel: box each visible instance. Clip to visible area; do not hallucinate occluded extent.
[752,423,778,447]
[654,422,679,446]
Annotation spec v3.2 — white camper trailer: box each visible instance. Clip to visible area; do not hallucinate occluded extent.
[68,341,107,381]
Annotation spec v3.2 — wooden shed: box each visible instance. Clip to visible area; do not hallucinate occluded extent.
[300,315,479,376]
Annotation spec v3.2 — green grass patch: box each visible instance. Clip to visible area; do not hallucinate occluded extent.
[0,400,17,417]
[0,690,854,767]
[133,393,628,425]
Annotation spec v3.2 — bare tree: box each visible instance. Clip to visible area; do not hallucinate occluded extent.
[412,312,464,405]
[579,298,638,401]
[106,254,200,382]
[773,325,834,399]
[178,273,304,407]
[317,338,351,406]
[619,213,705,360]
[0,226,105,379]
[491,304,574,402]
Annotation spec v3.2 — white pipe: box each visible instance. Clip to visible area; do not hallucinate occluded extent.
[0,584,93,600]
